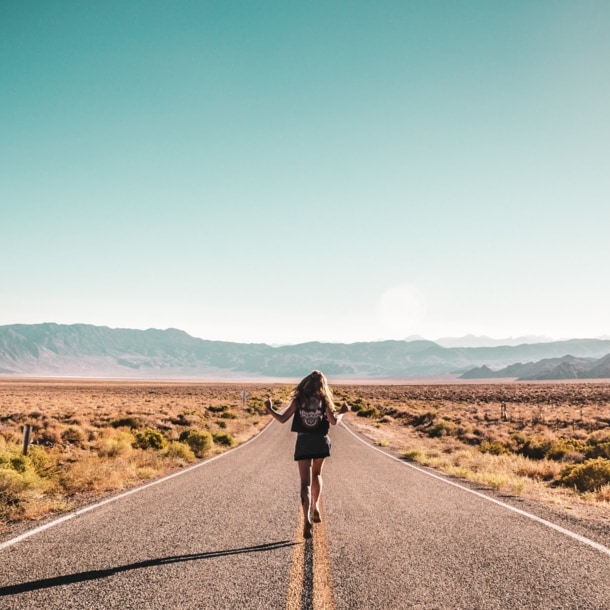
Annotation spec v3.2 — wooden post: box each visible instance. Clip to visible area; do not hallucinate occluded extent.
[22,424,32,456]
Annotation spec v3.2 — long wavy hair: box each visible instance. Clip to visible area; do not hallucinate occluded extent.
[293,370,335,411]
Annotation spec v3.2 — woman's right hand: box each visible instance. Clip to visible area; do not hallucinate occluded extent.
[264,397,273,412]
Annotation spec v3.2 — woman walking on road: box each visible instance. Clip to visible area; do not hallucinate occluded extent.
[265,370,349,539]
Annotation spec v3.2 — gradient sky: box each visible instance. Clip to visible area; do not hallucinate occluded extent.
[2,1,609,345]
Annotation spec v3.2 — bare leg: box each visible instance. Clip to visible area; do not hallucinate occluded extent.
[297,459,313,538]
[311,458,325,521]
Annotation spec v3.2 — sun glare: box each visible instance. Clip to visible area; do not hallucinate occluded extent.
[376,285,426,334]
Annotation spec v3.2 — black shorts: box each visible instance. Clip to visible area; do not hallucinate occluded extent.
[294,433,331,461]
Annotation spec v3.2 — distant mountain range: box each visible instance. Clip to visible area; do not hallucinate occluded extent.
[1,323,610,380]
[460,353,610,381]
[433,334,554,348]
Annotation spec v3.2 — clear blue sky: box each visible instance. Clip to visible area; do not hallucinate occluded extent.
[2,1,609,344]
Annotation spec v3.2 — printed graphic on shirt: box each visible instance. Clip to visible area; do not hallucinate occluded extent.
[299,402,324,429]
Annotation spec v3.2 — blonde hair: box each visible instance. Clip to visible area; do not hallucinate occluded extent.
[293,370,335,411]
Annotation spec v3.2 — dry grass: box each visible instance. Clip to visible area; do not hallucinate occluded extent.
[333,382,610,522]
[0,379,291,531]
[2,379,610,533]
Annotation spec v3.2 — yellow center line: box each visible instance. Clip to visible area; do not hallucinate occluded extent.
[286,508,306,610]
[286,506,336,610]
[312,508,335,610]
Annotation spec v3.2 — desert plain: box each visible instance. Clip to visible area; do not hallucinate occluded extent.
[1,378,609,538]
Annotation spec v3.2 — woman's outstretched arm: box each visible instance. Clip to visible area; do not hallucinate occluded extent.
[265,397,297,424]
[326,401,350,425]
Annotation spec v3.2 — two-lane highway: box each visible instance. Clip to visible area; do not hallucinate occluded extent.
[2,420,609,609]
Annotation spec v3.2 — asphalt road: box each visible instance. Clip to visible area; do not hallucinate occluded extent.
[1,420,609,609]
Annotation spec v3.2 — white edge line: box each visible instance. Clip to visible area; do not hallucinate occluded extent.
[0,421,274,552]
[341,422,610,558]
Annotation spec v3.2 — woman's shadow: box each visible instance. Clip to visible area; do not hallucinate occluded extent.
[0,540,298,597]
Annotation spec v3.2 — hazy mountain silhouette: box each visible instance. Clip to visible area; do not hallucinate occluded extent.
[435,334,553,348]
[2,323,610,380]
[460,353,610,380]
[459,365,499,379]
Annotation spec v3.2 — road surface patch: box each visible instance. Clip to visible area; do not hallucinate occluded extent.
[342,422,610,558]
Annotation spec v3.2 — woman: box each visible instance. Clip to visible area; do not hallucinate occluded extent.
[265,370,349,539]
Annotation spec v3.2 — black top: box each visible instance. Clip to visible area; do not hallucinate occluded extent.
[290,398,330,435]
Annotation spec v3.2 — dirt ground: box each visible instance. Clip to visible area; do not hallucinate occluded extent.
[1,378,609,535]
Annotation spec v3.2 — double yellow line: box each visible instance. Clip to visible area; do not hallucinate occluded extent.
[286,507,336,610]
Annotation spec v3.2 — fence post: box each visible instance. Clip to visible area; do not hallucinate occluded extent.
[22,424,32,456]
